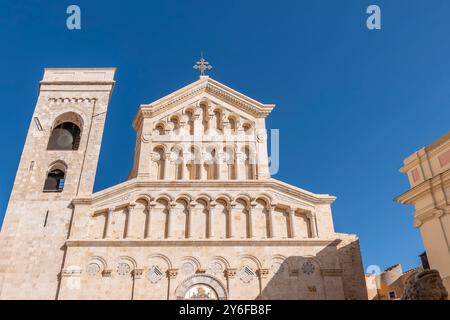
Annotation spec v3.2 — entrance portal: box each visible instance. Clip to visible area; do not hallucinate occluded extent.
[176,274,227,300]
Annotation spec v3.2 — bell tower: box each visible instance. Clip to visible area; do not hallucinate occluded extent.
[0,68,116,299]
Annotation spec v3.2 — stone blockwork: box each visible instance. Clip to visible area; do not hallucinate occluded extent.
[0,69,367,300]
[0,69,116,299]
[395,131,450,295]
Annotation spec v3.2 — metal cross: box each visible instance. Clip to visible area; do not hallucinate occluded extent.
[193,54,213,76]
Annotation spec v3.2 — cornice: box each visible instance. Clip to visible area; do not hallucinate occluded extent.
[71,178,336,207]
[66,238,342,247]
[400,133,450,173]
[394,169,450,204]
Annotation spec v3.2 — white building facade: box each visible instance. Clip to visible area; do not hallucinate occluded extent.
[0,68,367,300]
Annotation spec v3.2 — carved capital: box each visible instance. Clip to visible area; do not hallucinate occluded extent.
[150,152,161,162]
[133,269,144,279]
[102,269,112,277]
[167,268,178,279]
[257,268,270,279]
[225,268,237,279]
[434,210,445,218]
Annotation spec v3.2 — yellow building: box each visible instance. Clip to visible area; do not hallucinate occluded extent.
[365,264,422,300]
[395,131,450,293]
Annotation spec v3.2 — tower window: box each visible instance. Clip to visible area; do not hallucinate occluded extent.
[47,122,81,151]
[43,169,65,192]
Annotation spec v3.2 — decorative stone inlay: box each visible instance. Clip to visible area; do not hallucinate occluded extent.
[116,262,131,276]
[271,262,284,275]
[302,261,315,275]
[147,266,163,284]
[238,266,256,283]
[86,263,101,276]
[181,262,195,276]
[208,261,224,275]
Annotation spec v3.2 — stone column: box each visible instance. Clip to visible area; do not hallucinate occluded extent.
[194,107,203,135]
[182,152,190,180]
[201,151,209,180]
[145,203,155,239]
[236,121,247,180]
[103,208,114,239]
[208,111,216,132]
[187,201,195,239]
[131,269,144,300]
[225,268,237,300]
[236,152,246,180]
[228,203,236,239]
[268,205,275,238]
[248,203,256,239]
[166,202,176,238]
[166,269,178,300]
[288,207,296,238]
[222,114,231,136]
[125,204,135,239]
[166,152,175,180]
[307,212,318,238]
[255,123,270,179]
[257,268,270,298]
[218,151,229,180]
[208,201,216,238]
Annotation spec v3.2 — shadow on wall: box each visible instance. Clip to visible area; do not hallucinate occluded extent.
[257,239,368,300]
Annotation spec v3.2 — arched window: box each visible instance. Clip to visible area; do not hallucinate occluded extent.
[43,169,65,192]
[228,116,237,133]
[155,123,165,135]
[47,122,81,150]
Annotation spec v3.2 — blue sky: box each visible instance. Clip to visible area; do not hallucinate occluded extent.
[1,0,449,273]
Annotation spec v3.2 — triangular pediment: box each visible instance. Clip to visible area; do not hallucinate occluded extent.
[133,76,275,129]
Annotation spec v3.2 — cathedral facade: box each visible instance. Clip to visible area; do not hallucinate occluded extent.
[0,68,367,300]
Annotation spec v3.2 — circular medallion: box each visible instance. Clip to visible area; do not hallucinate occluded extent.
[302,261,315,275]
[86,263,100,276]
[117,262,131,276]
[208,261,224,275]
